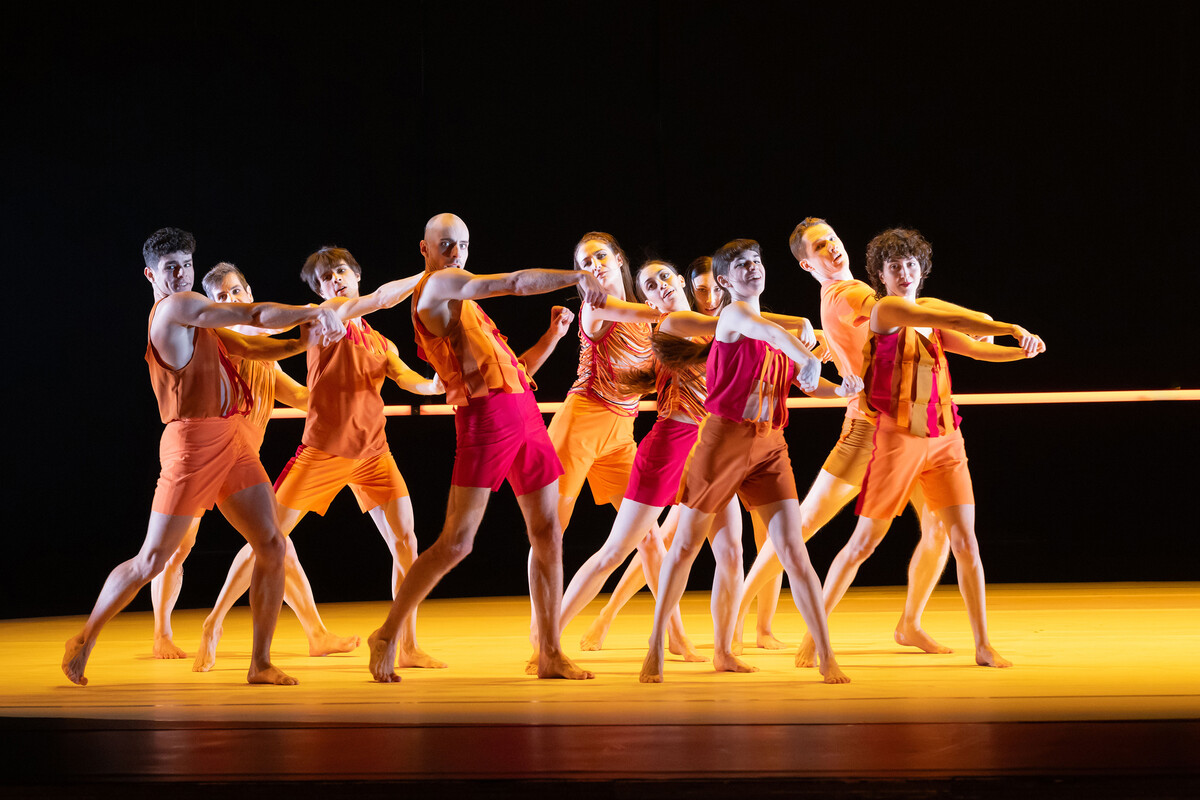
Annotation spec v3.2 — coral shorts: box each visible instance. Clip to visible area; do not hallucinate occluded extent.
[820,415,876,485]
[452,388,564,496]
[678,415,798,515]
[856,413,974,520]
[152,416,269,518]
[547,393,638,508]
[625,417,700,507]
[274,444,408,515]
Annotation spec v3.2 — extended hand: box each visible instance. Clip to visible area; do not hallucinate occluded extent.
[578,273,607,307]
[836,373,864,398]
[550,305,575,338]
[796,355,821,393]
[312,306,346,346]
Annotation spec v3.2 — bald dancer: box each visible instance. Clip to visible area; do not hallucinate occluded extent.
[62,227,343,686]
[367,213,607,682]
[149,262,311,659]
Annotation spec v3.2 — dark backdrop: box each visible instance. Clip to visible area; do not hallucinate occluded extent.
[3,2,1197,619]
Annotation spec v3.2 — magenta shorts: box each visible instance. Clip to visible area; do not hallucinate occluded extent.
[625,417,700,507]
[452,388,564,496]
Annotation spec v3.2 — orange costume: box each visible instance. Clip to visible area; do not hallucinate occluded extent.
[856,326,973,520]
[273,310,409,514]
[547,320,652,513]
[411,274,562,495]
[678,336,800,515]
[146,303,266,517]
[227,354,276,451]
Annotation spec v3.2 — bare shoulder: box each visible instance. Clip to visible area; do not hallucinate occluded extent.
[154,291,208,325]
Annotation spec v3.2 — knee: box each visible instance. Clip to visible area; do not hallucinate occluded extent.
[252,533,286,567]
[432,533,473,566]
[949,531,980,563]
[711,539,743,571]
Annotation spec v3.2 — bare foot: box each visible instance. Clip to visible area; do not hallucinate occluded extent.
[757,631,792,650]
[537,651,594,680]
[639,648,664,683]
[524,653,539,675]
[192,620,222,673]
[62,635,93,686]
[731,632,743,656]
[976,644,1012,668]
[308,629,361,657]
[367,630,401,683]
[713,651,759,674]
[894,625,953,654]
[247,663,298,685]
[820,659,851,685]
[579,615,612,651]
[153,635,186,659]
[396,647,447,669]
[669,633,709,663]
[794,635,817,668]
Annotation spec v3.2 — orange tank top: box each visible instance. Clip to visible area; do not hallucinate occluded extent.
[230,355,277,433]
[410,273,529,406]
[568,320,652,417]
[302,317,392,459]
[654,335,709,423]
[145,302,251,423]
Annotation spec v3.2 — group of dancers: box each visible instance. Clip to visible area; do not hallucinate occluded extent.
[61,213,1045,687]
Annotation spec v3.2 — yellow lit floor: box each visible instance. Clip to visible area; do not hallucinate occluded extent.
[3,583,1198,787]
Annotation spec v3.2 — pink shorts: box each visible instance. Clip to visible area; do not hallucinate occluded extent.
[453,388,564,496]
[625,417,699,507]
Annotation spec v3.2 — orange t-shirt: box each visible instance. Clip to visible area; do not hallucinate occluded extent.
[145,301,251,423]
[411,273,529,406]
[302,314,394,459]
[819,279,877,422]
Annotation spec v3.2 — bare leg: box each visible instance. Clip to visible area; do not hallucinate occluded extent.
[935,504,1010,667]
[368,485,490,682]
[795,514,891,669]
[370,498,444,668]
[748,510,787,650]
[736,470,859,650]
[639,505,714,683]
[894,488,954,654]
[636,520,703,661]
[757,499,849,684]
[151,516,199,658]
[708,500,755,673]
[64,511,200,685]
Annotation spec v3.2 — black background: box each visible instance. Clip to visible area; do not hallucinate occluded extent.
[3,2,1197,619]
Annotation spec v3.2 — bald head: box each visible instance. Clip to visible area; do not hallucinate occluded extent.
[421,213,470,272]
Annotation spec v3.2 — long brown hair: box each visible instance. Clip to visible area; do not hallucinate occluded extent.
[574,231,637,302]
[650,329,712,371]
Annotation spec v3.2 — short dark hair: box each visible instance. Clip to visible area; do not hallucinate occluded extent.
[711,239,761,284]
[864,228,933,298]
[202,262,248,300]
[787,217,827,262]
[142,227,196,271]
[300,247,362,295]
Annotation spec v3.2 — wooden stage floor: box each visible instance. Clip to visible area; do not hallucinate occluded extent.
[3,582,1198,797]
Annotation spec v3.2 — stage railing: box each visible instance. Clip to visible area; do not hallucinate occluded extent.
[268,389,1199,419]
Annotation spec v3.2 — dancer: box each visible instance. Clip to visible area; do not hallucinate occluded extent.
[150,262,310,659]
[63,227,344,686]
[367,212,606,682]
[640,239,856,684]
[794,226,1044,669]
[194,247,443,672]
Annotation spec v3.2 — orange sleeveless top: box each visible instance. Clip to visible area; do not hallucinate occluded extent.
[654,335,709,423]
[568,320,652,417]
[303,317,393,459]
[411,273,529,406]
[145,302,251,423]
[861,326,958,438]
[230,355,277,433]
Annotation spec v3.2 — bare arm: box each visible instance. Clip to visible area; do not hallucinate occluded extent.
[385,346,443,396]
[584,295,663,324]
[214,327,308,362]
[721,302,821,392]
[658,309,718,339]
[872,295,1040,353]
[917,297,994,343]
[520,306,575,378]
[762,312,817,349]
[801,373,864,399]
[427,267,606,305]
[940,329,1045,361]
[158,291,342,335]
[331,272,425,322]
[271,364,309,411]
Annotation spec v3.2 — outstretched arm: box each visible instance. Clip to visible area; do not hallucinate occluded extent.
[520,306,575,378]
[332,272,425,322]
[762,313,818,349]
[385,346,443,396]
[721,302,822,392]
[272,364,309,411]
[801,373,864,399]
[214,327,309,362]
[872,295,1040,354]
[585,295,663,325]
[940,329,1045,361]
[658,309,719,338]
[428,267,607,305]
[159,291,343,339]
[918,298,994,343]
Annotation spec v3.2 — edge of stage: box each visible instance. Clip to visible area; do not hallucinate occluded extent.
[5,583,1199,798]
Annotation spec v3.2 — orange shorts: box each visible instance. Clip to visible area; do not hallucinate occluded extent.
[820,416,875,485]
[678,415,798,514]
[274,444,408,515]
[856,414,974,519]
[547,393,637,510]
[151,416,269,517]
